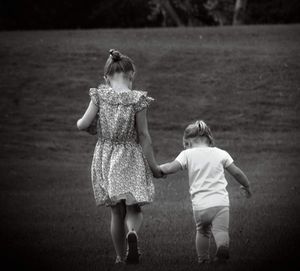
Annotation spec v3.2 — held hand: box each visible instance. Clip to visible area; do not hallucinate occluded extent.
[160,171,167,179]
[152,166,166,179]
[159,166,168,179]
[240,186,252,198]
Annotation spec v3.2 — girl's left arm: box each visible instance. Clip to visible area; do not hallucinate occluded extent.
[77,101,98,130]
[160,160,182,175]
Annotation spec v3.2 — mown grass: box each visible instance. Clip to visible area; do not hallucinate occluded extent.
[0,25,300,271]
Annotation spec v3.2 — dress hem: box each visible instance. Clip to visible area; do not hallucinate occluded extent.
[96,200,152,207]
[95,192,153,207]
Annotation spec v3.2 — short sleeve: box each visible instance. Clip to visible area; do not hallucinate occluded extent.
[89,88,99,106]
[134,93,154,112]
[222,151,234,168]
[175,150,188,170]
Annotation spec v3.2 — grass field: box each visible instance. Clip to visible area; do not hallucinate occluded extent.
[0,25,300,271]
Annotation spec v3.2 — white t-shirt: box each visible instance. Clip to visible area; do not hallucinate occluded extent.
[175,147,233,210]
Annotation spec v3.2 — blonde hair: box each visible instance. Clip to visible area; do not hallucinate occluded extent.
[183,120,214,146]
[104,49,135,81]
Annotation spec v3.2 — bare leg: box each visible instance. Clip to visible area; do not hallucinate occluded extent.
[125,204,142,263]
[110,201,126,260]
[126,204,143,232]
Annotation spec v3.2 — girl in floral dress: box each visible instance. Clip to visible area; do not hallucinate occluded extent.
[77,49,162,264]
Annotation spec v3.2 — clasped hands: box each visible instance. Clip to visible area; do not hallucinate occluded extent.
[152,166,167,179]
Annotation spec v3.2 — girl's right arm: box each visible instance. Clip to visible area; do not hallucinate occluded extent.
[226,163,252,198]
[136,108,163,178]
[77,100,98,130]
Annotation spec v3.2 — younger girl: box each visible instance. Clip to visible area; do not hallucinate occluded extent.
[77,49,162,264]
[160,120,252,263]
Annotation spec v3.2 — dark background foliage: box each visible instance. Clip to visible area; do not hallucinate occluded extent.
[0,0,299,30]
[246,0,300,24]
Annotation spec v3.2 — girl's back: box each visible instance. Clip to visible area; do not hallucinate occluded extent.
[90,85,152,143]
[176,146,233,210]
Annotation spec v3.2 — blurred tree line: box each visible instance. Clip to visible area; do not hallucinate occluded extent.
[0,0,299,30]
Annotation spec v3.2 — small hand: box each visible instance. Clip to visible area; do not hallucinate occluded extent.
[159,166,168,179]
[162,173,167,179]
[240,186,252,198]
[153,170,162,178]
[152,166,165,179]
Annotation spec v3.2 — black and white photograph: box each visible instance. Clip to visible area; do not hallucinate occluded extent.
[0,0,299,270]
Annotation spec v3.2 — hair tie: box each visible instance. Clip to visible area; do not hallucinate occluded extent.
[109,49,121,61]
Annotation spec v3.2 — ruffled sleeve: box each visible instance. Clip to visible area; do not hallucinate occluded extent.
[134,92,154,112]
[89,88,99,106]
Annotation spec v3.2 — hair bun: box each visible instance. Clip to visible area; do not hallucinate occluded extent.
[109,49,121,61]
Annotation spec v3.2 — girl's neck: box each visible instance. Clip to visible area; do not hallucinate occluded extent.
[191,141,210,148]
[110,80,132,92]
[188,136,211,149]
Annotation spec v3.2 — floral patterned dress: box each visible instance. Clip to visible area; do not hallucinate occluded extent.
[89,84,155,206]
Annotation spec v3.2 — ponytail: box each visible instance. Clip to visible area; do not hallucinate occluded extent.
[184,120,214,146]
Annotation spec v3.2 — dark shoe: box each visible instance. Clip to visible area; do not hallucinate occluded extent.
[126,231,140,264]
[115,256,125,265]
[198,259,210,264]
[215,245,229,262]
